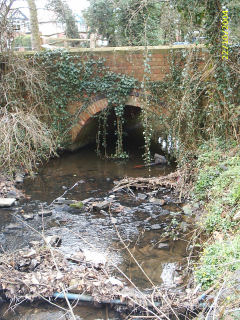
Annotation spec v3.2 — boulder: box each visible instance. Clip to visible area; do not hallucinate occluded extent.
[154,153,167,165]
[83,249,107,268]
[105,277,124,287]
[0,197,16,207]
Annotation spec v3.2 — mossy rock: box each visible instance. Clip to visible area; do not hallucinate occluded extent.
[70,201,84,209]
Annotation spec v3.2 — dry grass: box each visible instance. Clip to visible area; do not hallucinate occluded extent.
[0,108,57,174]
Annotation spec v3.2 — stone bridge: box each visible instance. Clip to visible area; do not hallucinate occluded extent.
[66,44,205,150]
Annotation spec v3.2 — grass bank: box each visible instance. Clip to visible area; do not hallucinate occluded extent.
[188,139,240,319]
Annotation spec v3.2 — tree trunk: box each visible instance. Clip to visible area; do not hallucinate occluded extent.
[26,0,41,50]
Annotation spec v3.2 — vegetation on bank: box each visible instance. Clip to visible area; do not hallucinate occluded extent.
[0,53,58,176]
[189,140,240,318]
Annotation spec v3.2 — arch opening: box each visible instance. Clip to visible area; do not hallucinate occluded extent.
[72,106,143,153]
[70,104,161,158]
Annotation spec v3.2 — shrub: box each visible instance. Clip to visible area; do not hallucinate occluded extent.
[195,235,240,290]
[0,109,57,175]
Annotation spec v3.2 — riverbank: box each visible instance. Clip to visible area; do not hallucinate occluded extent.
[0,172,25,202]
[0,141,239,319]
[184,140,240,319]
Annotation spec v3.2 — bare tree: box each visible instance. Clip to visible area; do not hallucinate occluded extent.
[0,0,15,52]
[26,0,41,50]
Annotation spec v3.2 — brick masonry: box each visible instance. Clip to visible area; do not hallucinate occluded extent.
[66,45,206,149]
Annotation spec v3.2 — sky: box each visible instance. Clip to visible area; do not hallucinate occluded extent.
[66,0,89,13]
[13,0,89,13]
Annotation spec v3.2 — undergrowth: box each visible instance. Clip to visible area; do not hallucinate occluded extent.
[191,140,240,318]
[0,54,57,175]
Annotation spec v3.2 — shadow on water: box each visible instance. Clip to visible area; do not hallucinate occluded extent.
[0,136,187,319]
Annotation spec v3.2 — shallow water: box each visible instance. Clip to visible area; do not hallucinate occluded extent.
[0,147,188,319]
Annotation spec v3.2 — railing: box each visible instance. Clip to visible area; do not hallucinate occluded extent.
[40,34,97,49]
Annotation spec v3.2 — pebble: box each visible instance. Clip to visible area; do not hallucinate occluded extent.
[92,201,109,211]
[55,198,76,205]
[151,224,162,230]
[111,217,117,224]
[44,235,62,247]
[38,210,52,217]
[137,193,148,200]
[22,214,34,221]
[5,223,22,230]
[149,197,165,206]
[15,173,24,184]
[100,210,108,216]
[82,197,94,204]
[158,242,170,250]
[6,190,17,198]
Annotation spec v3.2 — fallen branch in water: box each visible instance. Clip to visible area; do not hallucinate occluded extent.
[112,171,180,193]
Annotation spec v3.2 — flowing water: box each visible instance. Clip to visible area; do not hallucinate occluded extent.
[0,146,189,320]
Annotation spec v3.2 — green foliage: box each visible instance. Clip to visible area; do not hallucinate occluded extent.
[146,43,239,165]
[13,35,32,49]
[194,167,221,200]
[83,0,116,45]
[84,0,163,46]
[193,141,240,293]
[191,140,240,233]
[47,0,79,39]
[195,235,240,290]
[35,49,138,157]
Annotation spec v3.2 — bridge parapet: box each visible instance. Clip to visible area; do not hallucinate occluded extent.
[66,44,205,82]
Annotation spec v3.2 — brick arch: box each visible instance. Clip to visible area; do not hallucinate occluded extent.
[68,94,142,149]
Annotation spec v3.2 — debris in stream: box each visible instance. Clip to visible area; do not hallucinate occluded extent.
[0,241,207,319]
[113,171,180,193]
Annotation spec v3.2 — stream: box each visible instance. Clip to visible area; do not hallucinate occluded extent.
[0,146,191,320]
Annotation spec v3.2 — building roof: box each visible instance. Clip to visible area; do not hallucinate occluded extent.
[9,8,29,21]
